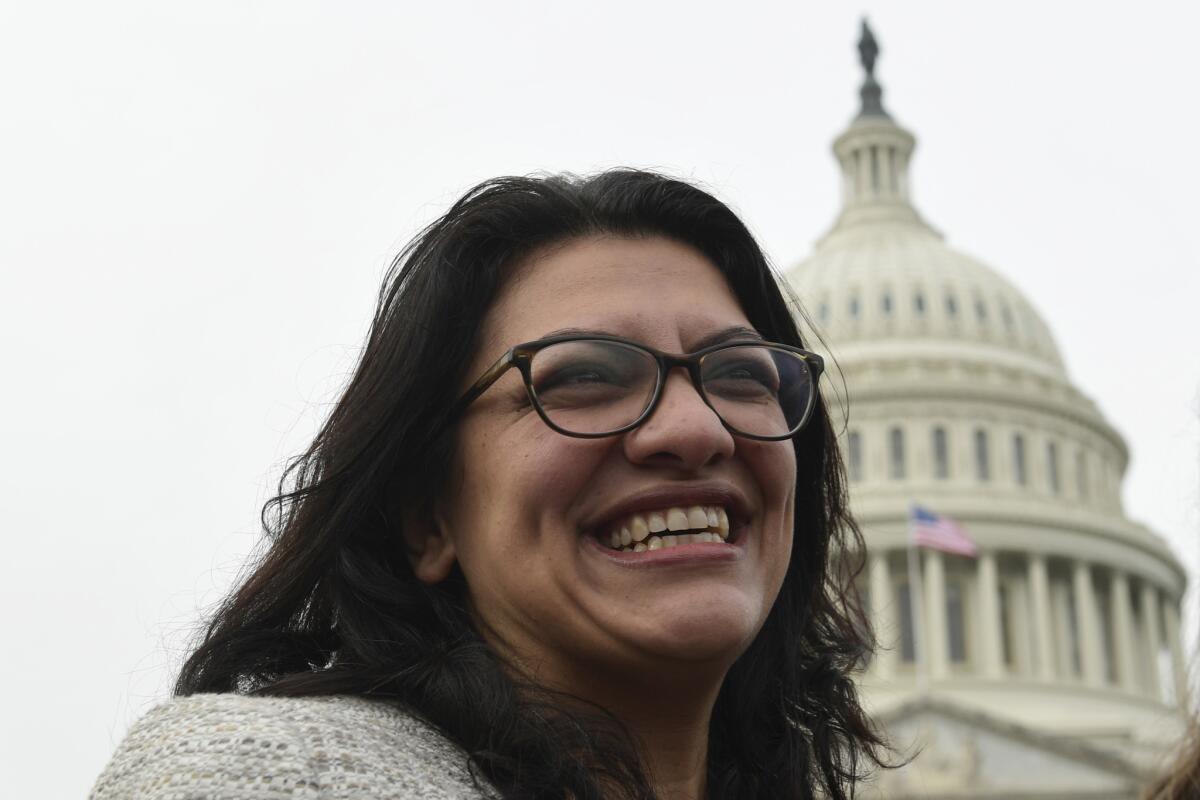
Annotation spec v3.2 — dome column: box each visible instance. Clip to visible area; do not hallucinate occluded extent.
[1110,571,1138,692]
[1164,601,1190,708]
[976,550,1004,679]
[1072,561,1105,687]
[924,550,949,680]
[1027,554,1056,681]
[869,550,897,680]
[1140,581,1164,699]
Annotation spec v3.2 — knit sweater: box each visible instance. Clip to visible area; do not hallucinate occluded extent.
[90,693,500,799]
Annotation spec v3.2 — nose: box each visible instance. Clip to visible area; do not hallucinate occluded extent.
[622,368,735,471]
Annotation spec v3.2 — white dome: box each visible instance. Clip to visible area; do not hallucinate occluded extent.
[790,214,1067,380]
[780,62,1189,779]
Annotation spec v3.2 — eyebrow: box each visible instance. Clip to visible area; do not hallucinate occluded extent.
[538,325,765,350]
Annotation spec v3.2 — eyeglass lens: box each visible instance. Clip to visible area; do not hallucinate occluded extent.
[527,340,814,437]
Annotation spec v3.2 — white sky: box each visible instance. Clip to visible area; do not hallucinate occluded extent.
[2,2,1197,796]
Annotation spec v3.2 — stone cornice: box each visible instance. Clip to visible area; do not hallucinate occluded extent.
[862,674,1186,715]
[828,376,1128,464]
[827,339,1068,382]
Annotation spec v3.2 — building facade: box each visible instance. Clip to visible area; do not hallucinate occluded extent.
[785,23,1190,799]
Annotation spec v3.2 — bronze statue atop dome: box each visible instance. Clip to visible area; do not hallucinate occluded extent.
[858,18,879,77]
[857,18,889,119]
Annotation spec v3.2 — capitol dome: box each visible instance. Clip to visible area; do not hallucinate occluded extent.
[793,184,1068,380]
[786,22,1189,797]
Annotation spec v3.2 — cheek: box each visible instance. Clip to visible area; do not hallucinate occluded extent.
[756,442,797,579]
[755,441,798,508]
[449,426,604,558]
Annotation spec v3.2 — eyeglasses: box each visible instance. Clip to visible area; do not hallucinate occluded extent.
[449,334,824,441]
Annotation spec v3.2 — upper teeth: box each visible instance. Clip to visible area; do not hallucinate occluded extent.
[605,505,730,551]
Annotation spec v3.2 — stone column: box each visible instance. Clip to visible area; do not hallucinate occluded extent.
[1141,582,1163,700]
[869,550,896,680]
[1028,554,1056,681]
[977,551,1004,678]
[1110,571,1137,692]
[925,549,949,680]
[1072,560,1104,687]
[1163,600,1190,709]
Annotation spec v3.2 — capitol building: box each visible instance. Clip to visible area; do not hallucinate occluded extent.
[786,23,1192,799]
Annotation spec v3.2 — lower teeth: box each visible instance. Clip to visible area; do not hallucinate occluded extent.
[611,531,726,552]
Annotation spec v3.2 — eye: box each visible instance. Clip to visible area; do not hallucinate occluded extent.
[702,351,782,399]
[715,362,764,382]
[529,340,657,404]
[537,362,623,391]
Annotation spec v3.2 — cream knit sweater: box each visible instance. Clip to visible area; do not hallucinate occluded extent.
[90,693,499,799]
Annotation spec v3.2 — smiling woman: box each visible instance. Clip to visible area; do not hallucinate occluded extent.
[90,170,886,800]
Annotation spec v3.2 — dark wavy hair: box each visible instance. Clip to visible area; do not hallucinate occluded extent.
[176,169,886,799]
[1142,719,1200,800]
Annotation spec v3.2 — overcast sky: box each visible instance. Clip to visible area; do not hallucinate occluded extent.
[2,2,1197,796]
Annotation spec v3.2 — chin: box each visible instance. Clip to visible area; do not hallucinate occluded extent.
[634,607,762,664]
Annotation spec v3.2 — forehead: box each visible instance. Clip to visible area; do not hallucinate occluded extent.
[478,235,752,357]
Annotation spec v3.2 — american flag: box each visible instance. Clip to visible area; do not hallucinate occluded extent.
[909,504,977,557]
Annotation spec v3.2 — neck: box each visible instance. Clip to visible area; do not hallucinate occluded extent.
[616,675,718,800]
[534,654,726,800]
[474,613,731,799]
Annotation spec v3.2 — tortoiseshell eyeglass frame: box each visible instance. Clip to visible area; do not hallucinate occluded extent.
[446,334,824,441]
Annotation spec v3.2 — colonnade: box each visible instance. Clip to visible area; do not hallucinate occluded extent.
[866,548,1190,707]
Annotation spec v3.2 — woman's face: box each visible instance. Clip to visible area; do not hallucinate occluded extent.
[428,235,796,683]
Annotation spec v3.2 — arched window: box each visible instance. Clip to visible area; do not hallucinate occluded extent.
[849,295,860,319]
[818,302,829,323]
[1075,450,1088,499]
[932,426,949,479]
[881,292,893,315]
[889,427,906,479]
[914,292,926,316]
[1012,433,1027,486]
[945,293,958,318]
[975,298,988,321]
[848,430,863,482]
[974,428,990,481]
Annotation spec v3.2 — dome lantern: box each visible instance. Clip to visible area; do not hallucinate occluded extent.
[824,19,936,243]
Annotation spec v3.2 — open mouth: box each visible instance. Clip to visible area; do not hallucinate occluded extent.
[598,505,732,553]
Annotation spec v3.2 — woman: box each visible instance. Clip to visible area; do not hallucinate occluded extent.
[92,170,885,799]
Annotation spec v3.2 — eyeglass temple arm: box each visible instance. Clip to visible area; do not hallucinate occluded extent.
[445,350,516,422]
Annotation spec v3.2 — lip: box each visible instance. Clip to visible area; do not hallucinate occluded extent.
[580,482,753,542]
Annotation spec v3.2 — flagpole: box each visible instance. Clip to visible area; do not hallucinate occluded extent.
[907,502,929,696]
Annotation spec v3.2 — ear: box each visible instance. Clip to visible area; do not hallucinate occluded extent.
[401,506,458,584]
